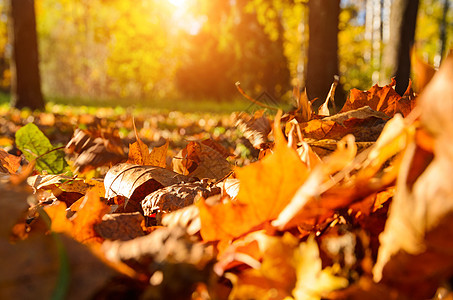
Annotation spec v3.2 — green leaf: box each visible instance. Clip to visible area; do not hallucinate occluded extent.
[15,123,70,175]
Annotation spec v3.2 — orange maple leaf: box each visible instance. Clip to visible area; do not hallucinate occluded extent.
[197,116,309,241]
[45,190,110,244]
[340,79,414,117]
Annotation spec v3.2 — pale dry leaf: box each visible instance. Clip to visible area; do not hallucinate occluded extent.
[293,87,313,122]
[235,110,272,149]
[141,181,220,215]
[161,205,201,236]
[324,106,389,126]
[173,141,232,180]
[104,163,188,202]
[223,178,240,200]
[373,54,453,290]
[66,128,126,173]
[94,212,145,241]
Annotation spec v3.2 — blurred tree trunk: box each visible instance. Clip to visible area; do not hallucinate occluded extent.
[381,0,419,96]
[439,0,450,62]
[9,0,44,110]
[306,0,344,110]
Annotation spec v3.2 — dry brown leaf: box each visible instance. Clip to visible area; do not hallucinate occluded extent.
[172,140,232,180]
[226,233,347,300]
[45,191,110,244]
[411,48,436,93]
[340,79,413,118]
[373,53,453,298]
[127,120,169,168]
[0,182,30,237]
[318,75,339,116]
[283,87,313,123]
[141,180,220,216]
[102,225,214,269]
[0,233,121,300]
[235,110,272,149]
[66,128,126,173]
[0,148,21,174]
[197,115,309,241]
[273,135,357,229]
[94,212,145,241]
[104,163,188,211]
[148,140,169,168]
[27,175,104,207]
[324,106,389,126]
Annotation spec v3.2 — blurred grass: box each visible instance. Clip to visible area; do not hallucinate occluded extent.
[47,95,290,114]
[0,92,292,115]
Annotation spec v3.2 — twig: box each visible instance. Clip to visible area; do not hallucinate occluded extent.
[235,82,278,111]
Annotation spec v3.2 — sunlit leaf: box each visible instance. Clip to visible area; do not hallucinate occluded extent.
[198,116,309,241]
[15,123,70,174]
[0,148,21,174]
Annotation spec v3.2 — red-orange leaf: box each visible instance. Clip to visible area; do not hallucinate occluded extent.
[197,117,309,241]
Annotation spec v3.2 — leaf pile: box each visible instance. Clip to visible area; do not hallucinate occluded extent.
[1,55,453,299]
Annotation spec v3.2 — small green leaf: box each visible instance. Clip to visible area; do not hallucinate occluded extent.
[15,123,70,174]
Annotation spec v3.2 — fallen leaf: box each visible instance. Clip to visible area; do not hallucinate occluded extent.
[235,110,272,149]
[141,180,220,215]
[45,191,110,244]
[273,135,357,229]
[318,75,339,116]
[373,53,453,298]
[66,128,126,173]
[173,140,232,180]
[148,140,169,168]
[127,119,169,168]
[282,87,313,123]
[16,123,70,174]
[324,106,389,126]
[161,205,201,236]
[226,233,347,300]
[198,116,309,241]
[104,163,188,210]
[411,48,436,92]
[339,79,411,118]
[94,212,145,241]
[0,233,122,300]
[0,148,21,174]
[0,182,30,237]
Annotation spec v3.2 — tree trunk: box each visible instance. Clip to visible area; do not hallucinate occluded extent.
[381,0,419,96]
[306,0,343,110]
[439,0,450,62]
[9,0,44,110]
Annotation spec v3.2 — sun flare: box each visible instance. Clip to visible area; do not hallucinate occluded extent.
[168,0,187,8]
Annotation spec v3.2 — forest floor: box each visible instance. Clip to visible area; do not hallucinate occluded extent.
[1,55,453,300]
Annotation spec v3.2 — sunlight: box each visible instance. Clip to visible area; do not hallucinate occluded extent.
[168,0,187,8]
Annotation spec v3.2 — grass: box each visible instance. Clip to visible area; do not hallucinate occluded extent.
[0,92,293,115]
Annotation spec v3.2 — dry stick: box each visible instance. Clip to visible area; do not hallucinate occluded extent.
[235,82,278,111]
[326,75,339,113]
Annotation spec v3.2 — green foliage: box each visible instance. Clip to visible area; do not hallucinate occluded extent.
[0,0,449,104]
[36,0,177,100]
[416,0,453,64]
[15,123,70,174]
[338,4,373,92]
[174,0,291,100]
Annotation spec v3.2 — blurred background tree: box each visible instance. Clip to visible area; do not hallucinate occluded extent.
[8,0,44,109]
[0,0,451,107]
